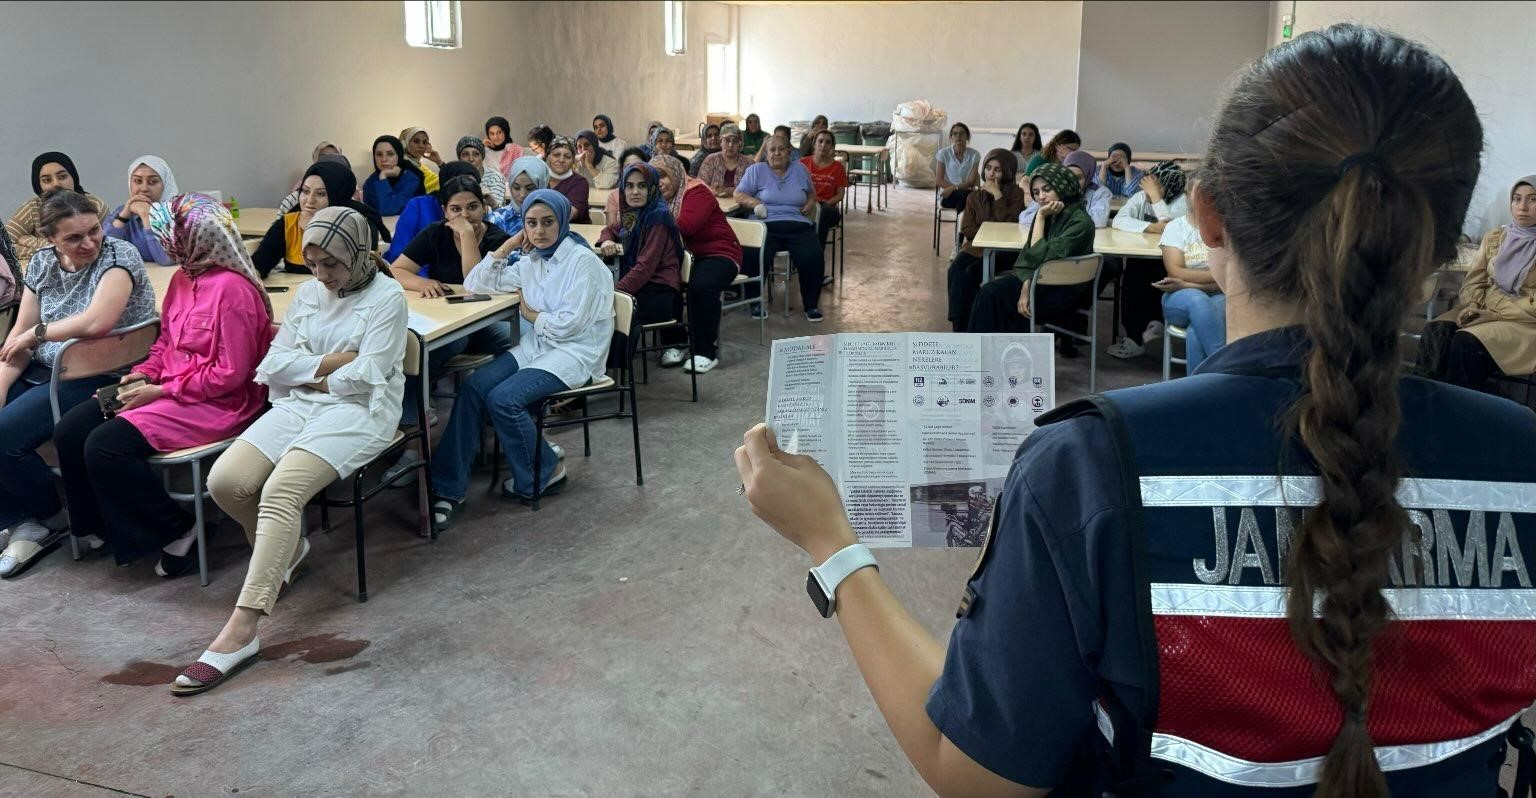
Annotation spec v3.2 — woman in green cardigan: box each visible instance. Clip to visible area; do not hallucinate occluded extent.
[967,163,1096,354]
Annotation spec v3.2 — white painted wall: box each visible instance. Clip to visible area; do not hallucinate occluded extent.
[1077,1,1269,154]
[737,1,1083,153]
[1272,1,1536,236]
[0,0,722,214]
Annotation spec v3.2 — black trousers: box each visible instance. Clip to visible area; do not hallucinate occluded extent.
[816,202,842,248]
[660,255,738,359]
[1118,258,1169,343]
[53,400,193,564]
[940,189,971,210]
[634,281,685,328]
[947,251,1019,332]
[765,220,824,313]
[1417,321,1504,393]
[967,273,1088,335]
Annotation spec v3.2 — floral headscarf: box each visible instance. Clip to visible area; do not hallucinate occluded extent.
[1146,160,1187,200]
[1031,162,1083,204]
[150,193,272,318]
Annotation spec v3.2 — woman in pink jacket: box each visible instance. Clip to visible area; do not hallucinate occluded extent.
[52,194,273,576]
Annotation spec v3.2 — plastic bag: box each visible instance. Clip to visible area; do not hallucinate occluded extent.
[892,101,947,187]
[892,100,947,134]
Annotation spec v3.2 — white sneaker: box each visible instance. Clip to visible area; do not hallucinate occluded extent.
[659,348,686,368]
[388,449,424,488]
[1143,321,1165,343]
[682,355,719,374]
[1107,337,1146,359]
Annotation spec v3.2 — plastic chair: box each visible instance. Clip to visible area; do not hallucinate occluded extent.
[589,208,607,227]
[764,205,823,319]
[724,218,768,344]
[1161,325,1189,381]
[635,252,698,402]
[1026,254,1105,393]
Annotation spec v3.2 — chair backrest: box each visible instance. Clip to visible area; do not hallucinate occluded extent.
[681,251,694,283]
[613,290,635,336]
[727,217,767,249]
[1035,254,1103,287]
[403,328,424,378]
[243,238,261,255]
[590,208,608,227]
[55,319,161,382]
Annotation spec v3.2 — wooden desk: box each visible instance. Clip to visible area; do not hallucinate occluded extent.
[971,223,1162,283]
[837,145,890,214]
[1110,196,1127,213]
[584,188,739,217]
[972,222,1024,284]
[676,134,702,149]
[233,209,398,239]
[1085,150,1202,165]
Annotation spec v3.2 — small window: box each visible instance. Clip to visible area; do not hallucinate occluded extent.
[706,41,736,114]
[405,0,461,50]
[663,0,686,56]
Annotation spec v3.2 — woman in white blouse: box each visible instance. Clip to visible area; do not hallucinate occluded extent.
[432,189,614,530]
[173,207,408,696]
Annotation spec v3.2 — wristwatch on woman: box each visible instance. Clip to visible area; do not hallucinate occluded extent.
[807,543,878,618]
[32,321,47,345]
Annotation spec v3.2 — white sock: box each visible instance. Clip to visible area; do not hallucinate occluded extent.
[162,526,199,558]
[80,534,105,550]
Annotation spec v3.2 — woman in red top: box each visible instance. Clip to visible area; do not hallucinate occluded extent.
[597,162,683,334]
[654,154,744,374]
[800,129,847,257]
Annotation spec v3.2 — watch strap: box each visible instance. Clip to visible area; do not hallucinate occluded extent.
[809,543,878,617]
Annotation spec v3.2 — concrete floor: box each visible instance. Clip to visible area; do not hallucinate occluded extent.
[1,187,1174,797]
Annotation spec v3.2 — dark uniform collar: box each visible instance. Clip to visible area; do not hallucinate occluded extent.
[1192,325,1310,378]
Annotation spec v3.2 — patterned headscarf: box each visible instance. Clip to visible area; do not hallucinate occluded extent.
[150,194,272,318]
[1061,149,1098,189]
[455,136,486,159]
[616,163,681,278]
[302,207,381,296]
[1030,162,1083,204]
[648,126,673,151]
[649,153,702,220]
[548,135,576,157]
[1147,160,1187,200]
[128,156,179,200]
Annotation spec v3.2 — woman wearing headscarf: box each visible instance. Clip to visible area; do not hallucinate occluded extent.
[484,116,523,181]
[277,151,364,214]
[526,125,555,159]
[741,114,767,157]
[652,154,743,374]
[597,162,684,330]
[176,206,409,696]
[455,136,507,207]
[574,129,619,190]
[1100,142,1144,197]
[967,163,1095,349]
[648,126,678,162]
[591,114,628,161]
[103,156,178,265]
[1418,176,1536,391]
[948,149,1027,332]
[1060,149,1112,228]
[441,190,614,527]
[690,123,722,177]
[601,148,652,228]
[486,156,549,241]
[6,152,109,265]
[544,136,591,224]
[363,134,428,216]
[400,127,443,192]
[53,195,272,576]
[254,160,390,278]
[698,123,750,199]
[384,161,477,264]
[1108,160,1192,359]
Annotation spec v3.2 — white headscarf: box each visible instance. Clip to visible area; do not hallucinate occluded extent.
[128,155,179,199]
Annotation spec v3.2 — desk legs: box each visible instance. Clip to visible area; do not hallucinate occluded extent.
[982,248,995,284]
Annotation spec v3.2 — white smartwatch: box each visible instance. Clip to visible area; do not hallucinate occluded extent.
[807,543,878,618]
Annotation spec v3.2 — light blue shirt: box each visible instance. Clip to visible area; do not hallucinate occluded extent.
[736,161,815,225]
[935,145,980,186]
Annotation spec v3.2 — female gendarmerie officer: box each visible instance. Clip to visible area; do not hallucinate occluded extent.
[735,25,1536,798]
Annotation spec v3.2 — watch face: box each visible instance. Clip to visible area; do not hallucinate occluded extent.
[806,571,832,618]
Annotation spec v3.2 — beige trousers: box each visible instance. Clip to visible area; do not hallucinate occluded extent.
[208,440,337,614]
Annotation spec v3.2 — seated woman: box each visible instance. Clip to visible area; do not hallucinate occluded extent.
[0,191,157,577]
[800,129,848,254]
[484,116,524,180]
[1111,160,1190,234]
[598,162,684,335]
[698,123,749,198]
[653,155,743,374]
[456,136,507,207]
[276,151,364,214]
[947,149,1027,332]
[967,163,1095,350]
[103,156,178,265]
[255,160,389,277]
[798,115,830,158]
[574,129,619,191]
[741,114,767,158]
[1108,161,1193,358]
[0,227,17,309]
[689,123,721,178]
[400,127,444,193]
[544,136,591,224]
[437,190,614,524]
[1024,129,1082,177]
[648,127,679,162]
[1010,123,1043,175]
[6,152,109,265]
[176,207,408,696]
[526,125,555,159]
[1418,176,1536,392]
[592,114,629,160]
[1101,142,1145,197]
[53,195,272,576]
[734,136,826,322]
[1153,213,1224,373]
[1061,150,1112,228]
[603,147,654,223]
[487,156,550,240]
[362,135,428,217]
[935,123,980,212]
[383,161,477,265]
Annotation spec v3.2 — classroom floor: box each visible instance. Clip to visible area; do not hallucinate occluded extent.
[2,186,1170,797]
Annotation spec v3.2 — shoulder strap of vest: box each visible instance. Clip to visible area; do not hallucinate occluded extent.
[1042,395,1172,794]
[1510,720,1536,798]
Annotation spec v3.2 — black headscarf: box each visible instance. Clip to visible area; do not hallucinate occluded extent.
[371,135,426,191]
[577,130,608,166]
[485,116,512,152]
[304,160,392,243]
[31,151,85,196]
[437,161,478,202]
[593,114,618,144]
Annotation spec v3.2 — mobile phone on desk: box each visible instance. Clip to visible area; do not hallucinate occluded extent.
[446,294,492,304]
[266,286,290,293]
[441,286,456,296]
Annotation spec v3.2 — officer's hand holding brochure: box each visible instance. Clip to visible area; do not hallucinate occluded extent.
[765,333,1055,548]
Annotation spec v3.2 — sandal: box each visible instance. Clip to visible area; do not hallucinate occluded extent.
[279,537,311,595]
[501,466,569,505]
[0,532,64,579]
[431,498,465,533]
[171,637,261,697]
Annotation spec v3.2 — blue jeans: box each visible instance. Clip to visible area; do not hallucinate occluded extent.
[1161,289,1227,374]
[402,322,514,424]
[430,352,566,501]
[0,365,115,529]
